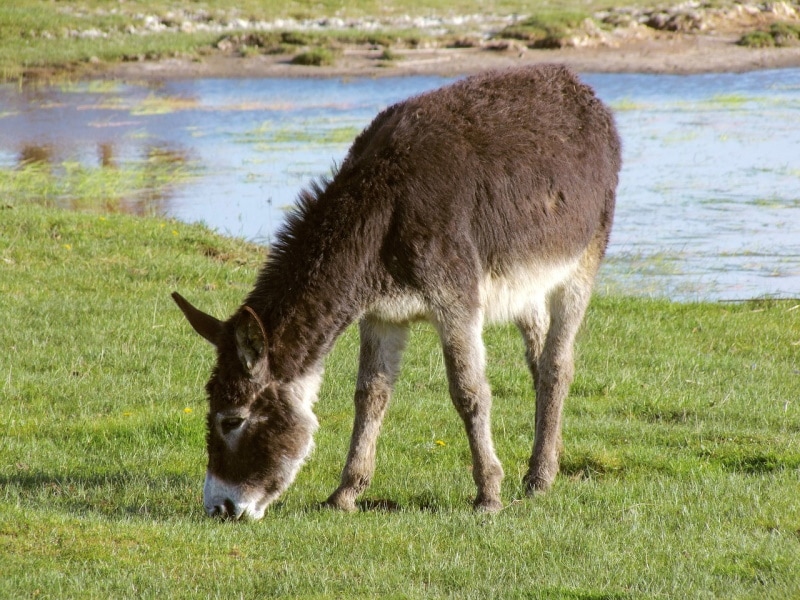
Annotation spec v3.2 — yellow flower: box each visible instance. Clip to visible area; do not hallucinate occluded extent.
[435,440,446,447]
[172,230,178,236]
[183,407,193,414]
[63,244,72,251]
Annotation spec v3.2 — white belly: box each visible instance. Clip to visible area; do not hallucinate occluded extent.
[366,258,579,325]
[480,259,579,324]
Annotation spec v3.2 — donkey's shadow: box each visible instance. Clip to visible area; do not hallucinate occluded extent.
[1,470,204,521]
[3,470,449,520]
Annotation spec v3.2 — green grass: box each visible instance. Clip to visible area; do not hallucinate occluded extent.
[377,47,403,64]
[739,21,800,48]
[2,202,799,598]
[290,47,339,67]
[495,10,591,48]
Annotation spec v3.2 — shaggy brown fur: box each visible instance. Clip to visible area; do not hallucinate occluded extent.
[173,64,621,519]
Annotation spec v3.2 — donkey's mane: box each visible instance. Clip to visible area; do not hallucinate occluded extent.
[244,165,378,378]
[267,174,333,267]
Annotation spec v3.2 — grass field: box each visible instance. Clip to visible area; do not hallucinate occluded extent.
[1,202,799,598]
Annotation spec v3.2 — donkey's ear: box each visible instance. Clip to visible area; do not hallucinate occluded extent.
[234,307,268,374]
[171,292,224,346]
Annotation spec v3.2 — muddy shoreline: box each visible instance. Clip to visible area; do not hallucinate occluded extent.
[87,33,800,81]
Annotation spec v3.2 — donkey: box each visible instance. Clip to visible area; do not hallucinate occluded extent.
[172,64,621,519]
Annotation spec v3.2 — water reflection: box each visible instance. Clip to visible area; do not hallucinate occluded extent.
[1,70,798,301]
[98,143,115,168]
[19,143,54,167]
[5,135,191,217]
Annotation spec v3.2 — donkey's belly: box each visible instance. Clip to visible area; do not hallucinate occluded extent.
[366,257,580,325]
[480,258,580,324]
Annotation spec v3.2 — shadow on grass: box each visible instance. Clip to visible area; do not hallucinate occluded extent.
[0,470,203,521]
[697,451,800,475]
[305,494,446,514]
[5,469,458,521]
[560,453,625,481]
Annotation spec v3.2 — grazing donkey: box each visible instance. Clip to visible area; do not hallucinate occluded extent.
[172,65,621,519]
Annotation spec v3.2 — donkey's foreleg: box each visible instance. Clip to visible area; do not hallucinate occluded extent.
[326,317,407,511]
[437,309,504,512]
[524,277,593,494]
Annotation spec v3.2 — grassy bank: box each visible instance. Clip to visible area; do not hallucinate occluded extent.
[4,0,795,81]
[1,204,799,597]
[0,0,585,79]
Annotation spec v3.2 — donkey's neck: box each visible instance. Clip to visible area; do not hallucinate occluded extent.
[245,187,387,381]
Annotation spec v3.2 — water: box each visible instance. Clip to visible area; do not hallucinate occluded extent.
[1,69,799,301]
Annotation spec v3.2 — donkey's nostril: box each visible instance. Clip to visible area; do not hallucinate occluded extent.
[223,498,237,519]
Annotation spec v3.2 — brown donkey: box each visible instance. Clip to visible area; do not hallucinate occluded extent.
[173,65,621,519]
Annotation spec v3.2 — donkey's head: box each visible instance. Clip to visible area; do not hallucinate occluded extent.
[172,292,319,520]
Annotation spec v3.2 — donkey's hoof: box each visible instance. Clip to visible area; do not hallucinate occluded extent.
[523,473,554,496]
[324,491,358,512]
[474,497,503,513]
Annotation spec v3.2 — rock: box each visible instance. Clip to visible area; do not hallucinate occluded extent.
[216,37,234,52]
[765,2,798,19]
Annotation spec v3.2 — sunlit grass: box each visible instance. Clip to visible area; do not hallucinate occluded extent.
[1,204,799,598]
[495,9,591,47]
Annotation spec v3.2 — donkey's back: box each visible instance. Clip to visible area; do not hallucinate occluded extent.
[350,65,621,327]
[173,65,622,518]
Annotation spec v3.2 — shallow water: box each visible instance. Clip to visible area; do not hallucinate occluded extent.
[1,69,799,301]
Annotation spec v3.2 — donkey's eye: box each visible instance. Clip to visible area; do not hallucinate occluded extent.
[220,416,246,435]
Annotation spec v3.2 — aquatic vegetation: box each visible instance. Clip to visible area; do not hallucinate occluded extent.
[131,93,200,116]
[610,98,648,111]
[271,125,359,145]
[58,80,126,95]
[661,129,700,144]
[707,93,750,107]
[235,120,360,149]
[749,195,800,209]
[604,250,685,278]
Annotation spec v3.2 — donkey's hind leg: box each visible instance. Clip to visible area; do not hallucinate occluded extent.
[523,272,595,494]
[516,302,550,393]
[326,317,407,511]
